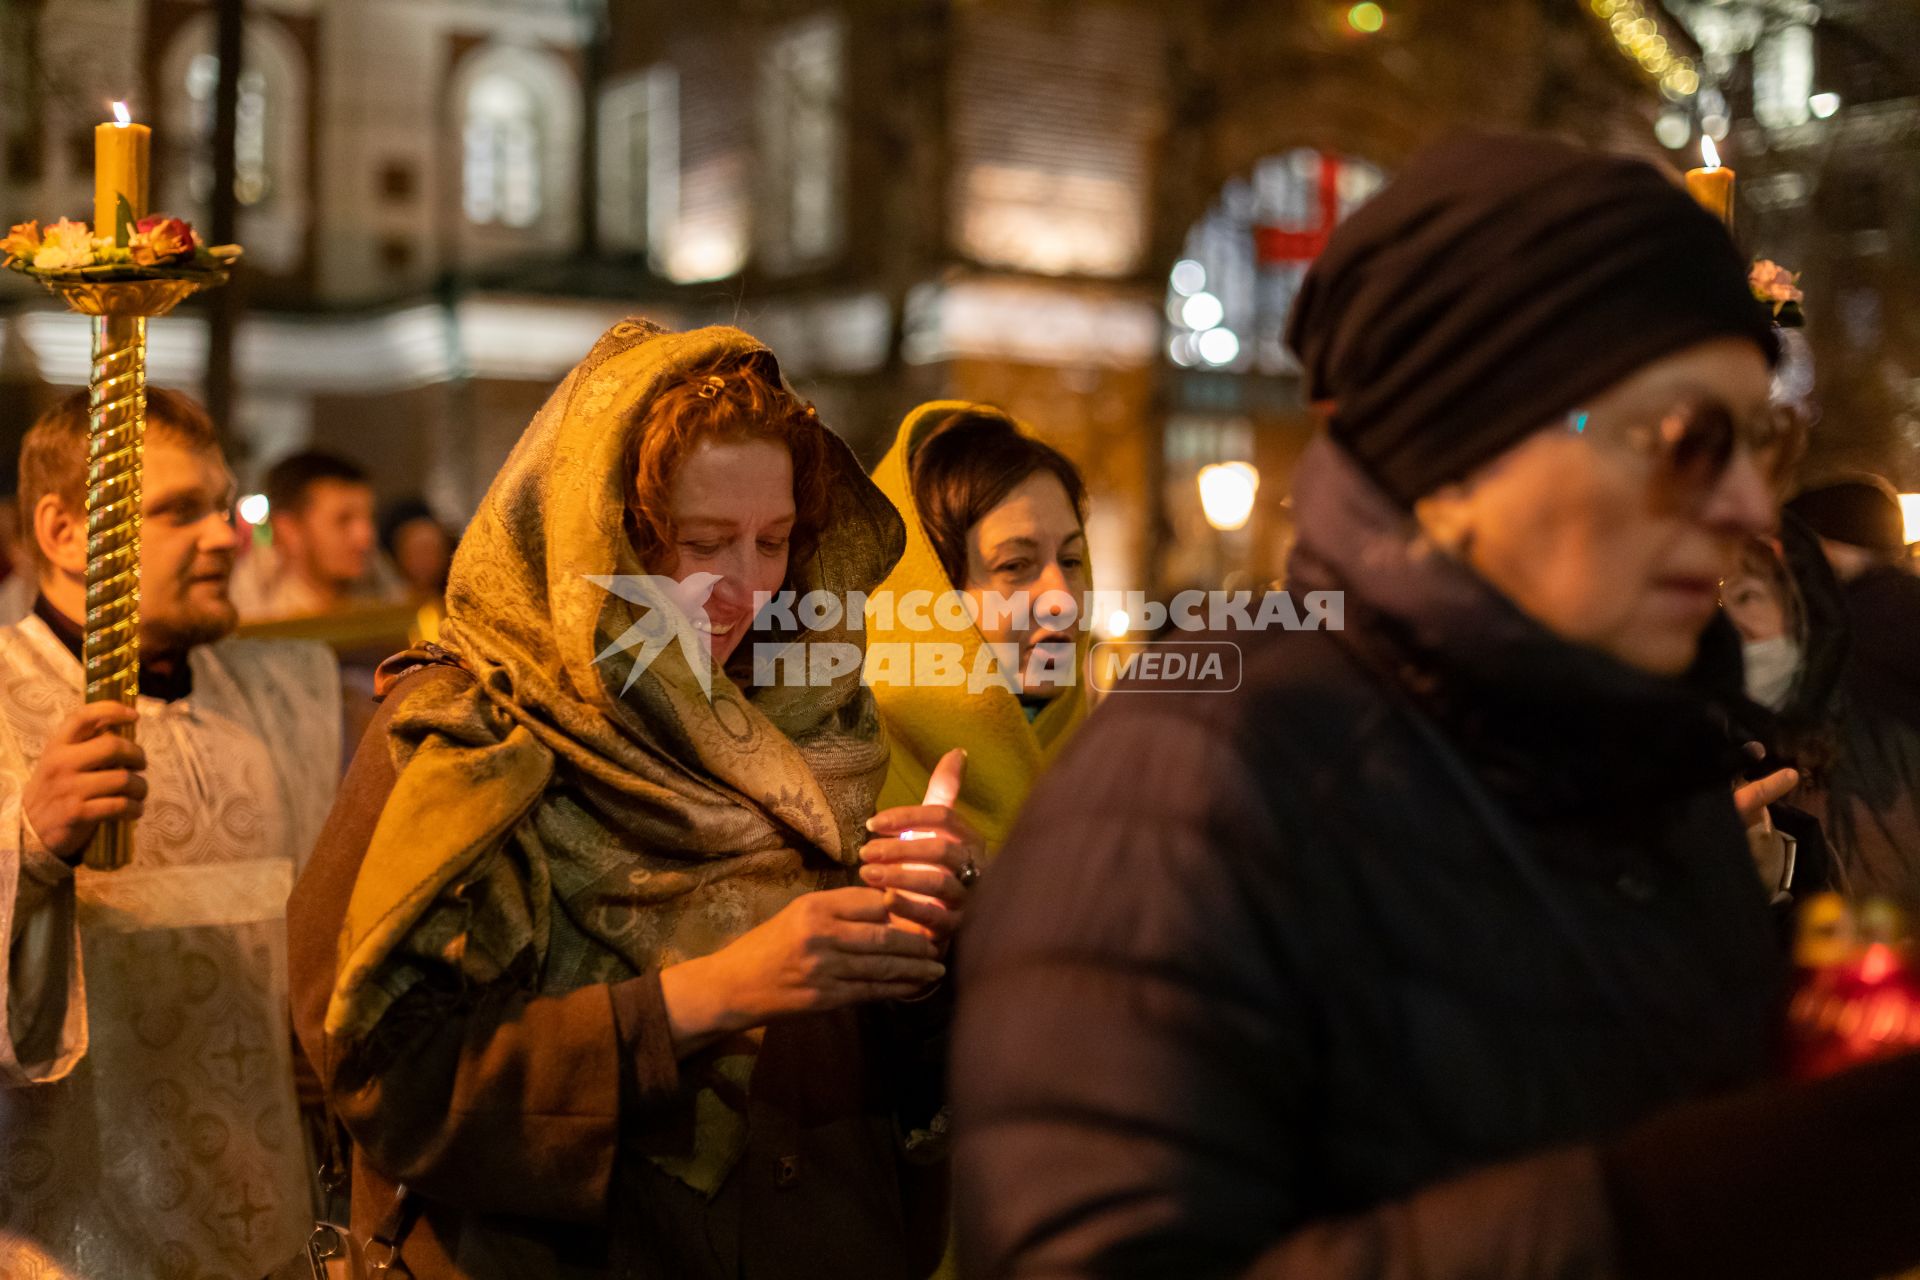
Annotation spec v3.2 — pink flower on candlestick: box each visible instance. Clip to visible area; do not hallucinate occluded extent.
[32,219,95,271]
[1750,259,1804,313]
[1,221,42,266]
[129,215,197,266]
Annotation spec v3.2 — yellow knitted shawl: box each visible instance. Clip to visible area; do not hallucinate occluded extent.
[866,401,1088,854]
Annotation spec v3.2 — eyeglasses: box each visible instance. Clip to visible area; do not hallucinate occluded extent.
[1568,397,1807,509]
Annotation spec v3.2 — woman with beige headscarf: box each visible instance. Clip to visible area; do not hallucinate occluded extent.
[287,321,973,1280]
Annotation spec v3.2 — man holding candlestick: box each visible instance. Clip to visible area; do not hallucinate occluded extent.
[0,388,342,1280]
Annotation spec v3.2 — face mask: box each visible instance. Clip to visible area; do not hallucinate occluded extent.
[1743,635,1802,711]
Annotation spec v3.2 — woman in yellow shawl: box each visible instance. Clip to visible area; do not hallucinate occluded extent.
[866,402,1092,854]
[288,321,969,1280]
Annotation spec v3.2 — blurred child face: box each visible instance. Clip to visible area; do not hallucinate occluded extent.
[391,516,453,597]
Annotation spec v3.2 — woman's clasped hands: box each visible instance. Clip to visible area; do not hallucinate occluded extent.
[661,749,981,1055]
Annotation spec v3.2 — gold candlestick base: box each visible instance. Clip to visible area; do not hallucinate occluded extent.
[47,277,210,870]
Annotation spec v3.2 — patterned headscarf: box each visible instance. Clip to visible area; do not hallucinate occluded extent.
[324,319,904,1193]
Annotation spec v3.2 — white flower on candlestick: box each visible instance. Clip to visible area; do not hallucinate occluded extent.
[4,208,233,280]
[32,218,95,270]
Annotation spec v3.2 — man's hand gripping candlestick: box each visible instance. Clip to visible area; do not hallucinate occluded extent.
[860,748,981,954]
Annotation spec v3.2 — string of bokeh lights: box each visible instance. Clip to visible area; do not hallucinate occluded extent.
[1587,0,1702,100]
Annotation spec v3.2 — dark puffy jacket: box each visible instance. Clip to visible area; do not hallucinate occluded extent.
[1753,525,1920,903]
[952,436,1920,1280]
[1818,564,1920,899]
[1841,565,1920,732]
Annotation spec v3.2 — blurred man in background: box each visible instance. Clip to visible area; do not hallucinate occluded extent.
[1789,474,1913,582]
[230,449,405,620]
[1788,475,1920,728]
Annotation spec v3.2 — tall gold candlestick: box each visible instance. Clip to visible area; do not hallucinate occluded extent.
[52,280,204,870]
[6,101,237,870]
[84,312,144,869]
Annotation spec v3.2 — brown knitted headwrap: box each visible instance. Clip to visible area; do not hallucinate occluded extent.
[1287,132,1779,506]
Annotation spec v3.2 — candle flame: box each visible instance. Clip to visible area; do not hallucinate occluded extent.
[111,101,131,127]
[1701,135,1721,169]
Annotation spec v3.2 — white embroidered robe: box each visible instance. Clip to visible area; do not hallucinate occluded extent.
[0,616,341,1280]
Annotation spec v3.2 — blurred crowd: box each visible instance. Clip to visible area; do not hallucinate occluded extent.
[4,133,1920,1280]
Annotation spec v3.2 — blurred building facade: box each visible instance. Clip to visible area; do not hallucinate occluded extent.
[6,0,1898,592]
[1,0,623,531]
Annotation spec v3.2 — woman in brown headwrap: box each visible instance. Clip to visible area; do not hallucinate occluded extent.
[954,135,1920,1279]
[288,321,970,1280]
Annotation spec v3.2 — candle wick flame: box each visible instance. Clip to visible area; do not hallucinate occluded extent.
[111,101,131,127]
[1701,135,1721,169]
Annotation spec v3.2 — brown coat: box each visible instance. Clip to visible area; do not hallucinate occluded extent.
[288,666,949,1280]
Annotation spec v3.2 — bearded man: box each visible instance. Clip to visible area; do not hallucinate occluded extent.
[0,388,341,1279]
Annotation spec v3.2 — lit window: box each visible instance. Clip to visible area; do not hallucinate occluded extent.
[464,74,542,228]
[185,53,271,206]
[162,17,308,273]
[1753,22,1815,131]
[1166,148,1384,375]
[757,15,845,269]
[600,67,679,256]
[949,4,1159,278]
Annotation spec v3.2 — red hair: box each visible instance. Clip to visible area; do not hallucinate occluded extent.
[624,352,833,572]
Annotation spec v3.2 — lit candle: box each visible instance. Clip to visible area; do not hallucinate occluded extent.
[1685,135,1735,229]
[94,101,150,245]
